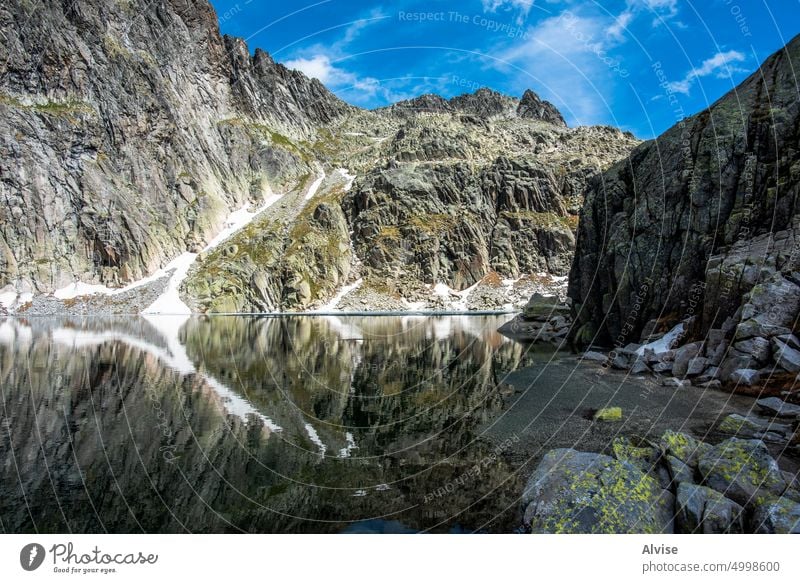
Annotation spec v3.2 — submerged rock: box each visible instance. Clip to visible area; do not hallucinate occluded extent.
[522,449,675,534]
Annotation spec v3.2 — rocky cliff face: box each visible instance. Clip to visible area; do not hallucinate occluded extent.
[0,0,638,314]
[179,106,636,313]
[0,0,349,304]
[568,35,800,387]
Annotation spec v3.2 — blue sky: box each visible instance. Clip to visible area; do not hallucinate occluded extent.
[210,0,800,138]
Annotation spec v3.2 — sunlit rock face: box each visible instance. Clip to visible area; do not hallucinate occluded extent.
[0,0,349,295]
[0,0,638,314]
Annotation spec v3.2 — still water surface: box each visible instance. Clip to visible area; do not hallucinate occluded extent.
[0,315,750,533]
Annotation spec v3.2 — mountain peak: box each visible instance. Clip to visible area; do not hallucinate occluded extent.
[386,87,566,125]
[517,90,566,127]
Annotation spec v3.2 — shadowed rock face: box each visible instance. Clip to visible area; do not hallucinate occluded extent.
[569,35,800,348]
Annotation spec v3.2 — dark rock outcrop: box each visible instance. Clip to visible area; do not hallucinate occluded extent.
[387,87,565,126]
[517,89,566,127]
[569,35,800,357]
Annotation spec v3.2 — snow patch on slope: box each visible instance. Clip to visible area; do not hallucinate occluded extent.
[143,192,282,315]
[636,323,686,356]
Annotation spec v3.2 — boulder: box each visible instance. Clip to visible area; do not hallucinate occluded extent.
[594,407,623,422]
[742,275,800,336]
[685,357,710,377]
[733,337,771,364]
[697,438,788,507]
[756,397,800,419]
[653,362,673,374]
[707,339,729,367]
[735,319,791,342]
[523,293,569,320]
[665,455,695,486]
[750,497,800,534]
[694,366,720,383]
[522,449,675,533]
[630,359,651,375]
[659,431,712,468]
[704,329,727,357]
[772,337,800,373]
[610,354,631,370]
[675,483,744,534]
[717,414,792,442]
[728,369,761,386]
[672,342,703,377]
[775,334,800,350]
[642,348,659,364]
[611,437,661,475]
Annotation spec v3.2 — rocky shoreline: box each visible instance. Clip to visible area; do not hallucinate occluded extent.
[7,270,567,317]
[522,432,800,534]
[499,294,800,533]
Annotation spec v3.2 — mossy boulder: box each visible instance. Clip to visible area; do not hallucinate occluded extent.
[522,449,675,533]
[659,430,712,468]
[523,293,570,321]
[751,496,800,533]
[611,436,659,468]
[697,438,790,507]
[675,483,744,534]
[594,407,623,422]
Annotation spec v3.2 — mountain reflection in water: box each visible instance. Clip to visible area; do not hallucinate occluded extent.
[0,314,533,533]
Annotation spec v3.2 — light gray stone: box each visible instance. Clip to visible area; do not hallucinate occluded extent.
[729,368,761,386]
[756,397,800,419]
[772,338,800,373]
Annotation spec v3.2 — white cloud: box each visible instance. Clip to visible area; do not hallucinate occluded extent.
[496,12,619,124]
[607,11,634,41]
[607,0,679,39]
[633,0,678,17]
[666,50,747,95]
[281,11,388,104]
[284,54,381,99]
[482,0,534,25]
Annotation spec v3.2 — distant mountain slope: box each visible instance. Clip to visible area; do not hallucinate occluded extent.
[0,0,637,314]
